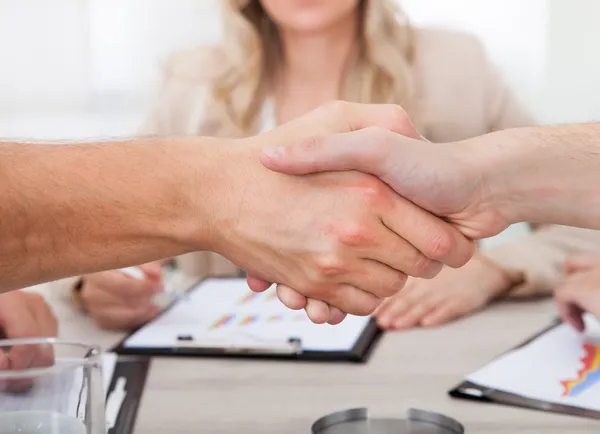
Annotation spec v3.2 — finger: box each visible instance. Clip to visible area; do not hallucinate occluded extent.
[92,305,161,331]
[26,293,58,337]
[377,283,436,329]
[84,273,162,305]
[381,194,475,269]
[304,298,330,324]
[373,288,409,318]
[247,275,273,293]
[555,286,587,332]
[8,343,39,372]
[557,298,586,332]
[564,254,600,275]
[421,302,464,328]
[391,300,438,330]
[324,284,381,317]
[357,219,443,280]
[83,285,157,311]
[276,285,307,310]
[376,295,413,329]
[327,307,347,325]
[260,126,401,177]
[139,262,164,280]
[373,279,420,327]
[344,259,408,300]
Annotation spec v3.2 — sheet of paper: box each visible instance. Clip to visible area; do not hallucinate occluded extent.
[467,314,600,411]
[123,278,371,352]
[101,352,117,395]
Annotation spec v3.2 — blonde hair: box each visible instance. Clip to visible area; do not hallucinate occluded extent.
[185,0,418,137]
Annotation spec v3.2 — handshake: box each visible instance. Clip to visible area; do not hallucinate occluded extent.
[212,101,580,324]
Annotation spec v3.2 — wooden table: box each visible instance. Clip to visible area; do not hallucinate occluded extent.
[41,284,600,433]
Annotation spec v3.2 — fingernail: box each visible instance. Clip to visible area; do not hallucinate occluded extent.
[261,146,284,160]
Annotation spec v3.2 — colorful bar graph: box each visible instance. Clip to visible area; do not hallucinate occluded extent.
[266,315,283,323]
[239,315,258,326]
[210,314,236,330]
[238,292,260,305]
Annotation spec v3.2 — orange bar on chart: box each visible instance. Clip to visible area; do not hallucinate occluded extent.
[210,314,236,330]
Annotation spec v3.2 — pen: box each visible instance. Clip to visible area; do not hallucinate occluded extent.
[118,266,188,301]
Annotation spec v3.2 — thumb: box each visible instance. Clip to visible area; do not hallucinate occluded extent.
[139,262,163,281]
[260,127,403,176]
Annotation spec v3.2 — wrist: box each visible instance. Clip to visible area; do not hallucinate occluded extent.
[459,127,541,226]
[177,136,258,253]
[472,253,522,297]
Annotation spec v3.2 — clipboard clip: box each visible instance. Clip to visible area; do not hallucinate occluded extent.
[174,333,303,355]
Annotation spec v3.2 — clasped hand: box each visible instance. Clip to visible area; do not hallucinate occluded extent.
[212,101,476,323]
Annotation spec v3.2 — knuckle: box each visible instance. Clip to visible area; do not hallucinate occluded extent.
[299,135,324,152]
[382,272,408,297]
[25,292,44,306]
[337,221,372,247]
[355,297,381,316]
[411,253,436,278]
[314,255,346,278]
[384,105,410,130]
[425,231,454,261]
[322,100,350,121]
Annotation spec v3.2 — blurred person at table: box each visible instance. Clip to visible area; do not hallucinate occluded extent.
[53,0,595,331]
[555,254,600,332]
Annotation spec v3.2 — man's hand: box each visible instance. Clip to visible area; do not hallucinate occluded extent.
[79,262,163,331]
[207,102,475,322]
[555,254,600,332]
[0,291,58,392]
[259,112,507,240]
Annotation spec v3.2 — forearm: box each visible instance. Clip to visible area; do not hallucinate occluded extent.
[469,123,600,229]
[0,137,224,293]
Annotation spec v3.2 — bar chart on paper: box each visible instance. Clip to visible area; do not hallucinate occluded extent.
[122,278,372,352]
[467,314,600,412]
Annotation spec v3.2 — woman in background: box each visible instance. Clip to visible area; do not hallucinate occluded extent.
[59,0,600,331]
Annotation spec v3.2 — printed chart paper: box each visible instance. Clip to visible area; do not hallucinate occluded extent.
[123,278,371,352]
[467,314,600,411]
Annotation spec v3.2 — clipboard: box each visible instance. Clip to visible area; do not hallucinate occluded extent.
[448,317,600,420]
[112,277,383,363]
[105,356,151,434]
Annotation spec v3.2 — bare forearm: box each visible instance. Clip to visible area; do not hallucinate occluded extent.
[0,137,222,292]
[469,123,600,230]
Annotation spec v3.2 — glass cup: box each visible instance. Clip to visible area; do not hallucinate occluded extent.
[0,338,105,434]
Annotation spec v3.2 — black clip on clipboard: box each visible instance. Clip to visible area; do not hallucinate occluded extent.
[113,320,382,363]
[112,277,383,363]
[105,356,152,434]
[448,317,600,420]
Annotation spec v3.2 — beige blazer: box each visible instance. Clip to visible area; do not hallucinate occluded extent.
[50,28,600,300]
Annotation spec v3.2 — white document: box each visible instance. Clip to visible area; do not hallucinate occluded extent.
[123,278,371,352]
[101,352,117,395]
[467,314,600,411]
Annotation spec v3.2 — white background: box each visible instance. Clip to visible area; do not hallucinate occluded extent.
[0,0,598,138]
